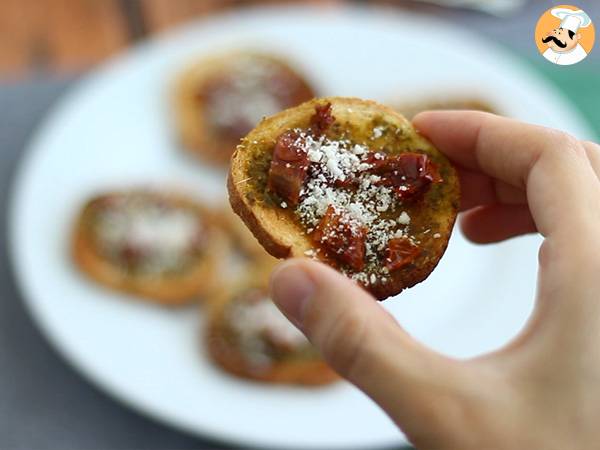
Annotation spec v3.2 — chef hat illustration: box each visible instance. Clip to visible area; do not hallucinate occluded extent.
[551,8,592,33]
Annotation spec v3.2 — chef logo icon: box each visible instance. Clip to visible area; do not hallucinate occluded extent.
[535,5,595,66]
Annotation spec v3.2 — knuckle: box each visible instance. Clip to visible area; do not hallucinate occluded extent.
[544,130,584,157]
[494,180,526,204]
[582,140,600,160]
[319,306,371,379]
[582,140,600,151]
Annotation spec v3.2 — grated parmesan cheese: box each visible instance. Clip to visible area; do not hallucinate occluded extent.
[372,126,385,139]
[206,56,291,133]
[95,195,203,274]
[398,211,411,225]
[291,132,418,285]
[228,292,310,367]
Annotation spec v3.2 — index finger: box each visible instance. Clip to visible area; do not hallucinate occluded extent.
[413,111,600,238]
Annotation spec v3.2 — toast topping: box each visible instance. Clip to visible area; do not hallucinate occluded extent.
[266,104,442,286]
[309,102,335,136]
[90,194,205,275]
[228,289,310,366]
[385,237,421,271]
[368,152,443,200]
[197,57,312,142]
[312,205,367,271]
[267,130,310,206]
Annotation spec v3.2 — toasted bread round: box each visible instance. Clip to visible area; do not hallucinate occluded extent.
[173,51,316,165]
[205,272,338,385]
[72,190,223,306]
[228,97,460,300]
[200,209,279,303]
[219,207,280,262]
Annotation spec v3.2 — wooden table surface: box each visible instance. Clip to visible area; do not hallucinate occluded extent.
[0,0,378,76]
[4,0,492,77]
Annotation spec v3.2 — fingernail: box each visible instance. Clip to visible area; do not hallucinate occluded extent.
[270,260,315,328]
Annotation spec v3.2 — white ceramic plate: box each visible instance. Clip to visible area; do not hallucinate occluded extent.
[9,5,596,449]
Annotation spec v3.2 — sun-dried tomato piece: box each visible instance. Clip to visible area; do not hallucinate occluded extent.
[385,237,420,272]
[362,152,389,172]
[371,152,442,200]
[267,130,310,206]
[312,206,366,271]
[310,103,335,136]
[332,177,360,190]
[120,242,146,268]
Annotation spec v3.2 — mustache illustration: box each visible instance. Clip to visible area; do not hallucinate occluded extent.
[542,35,567,48]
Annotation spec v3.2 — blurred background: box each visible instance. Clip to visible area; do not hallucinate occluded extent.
[1,1,599,450]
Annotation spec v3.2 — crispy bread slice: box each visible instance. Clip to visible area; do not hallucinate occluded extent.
[228,97,460,300]
[172,51,316,165]
[72,191,224,306]
[200,209,279,303]
[219,207,280,262]
[205,271,338,385]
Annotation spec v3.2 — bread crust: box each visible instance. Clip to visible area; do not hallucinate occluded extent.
[218,207,280,263]
[71,191,223,306]
[228,97,460,300]
[172,51,316,165]
[205,273,338,385]
[198,209,279,304]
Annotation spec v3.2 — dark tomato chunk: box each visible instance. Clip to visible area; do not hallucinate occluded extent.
[120,242,146,268]
[370,152,442,200]
[362,152,389,172]
[385,237,420,272]
[312,206,366,271]
[310,103,335,136]
[267,130,310,206]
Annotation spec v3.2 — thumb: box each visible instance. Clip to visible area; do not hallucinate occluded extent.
[269,258,468,431]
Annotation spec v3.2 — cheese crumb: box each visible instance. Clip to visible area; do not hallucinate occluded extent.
[307,149,323,162]
[372,126,385,139]
[352,144,366,155]
[398,211,410,225]
[433,233,441,239]
[228,293,309,367]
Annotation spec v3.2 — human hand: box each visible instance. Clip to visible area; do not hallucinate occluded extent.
[269,111,600,449]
